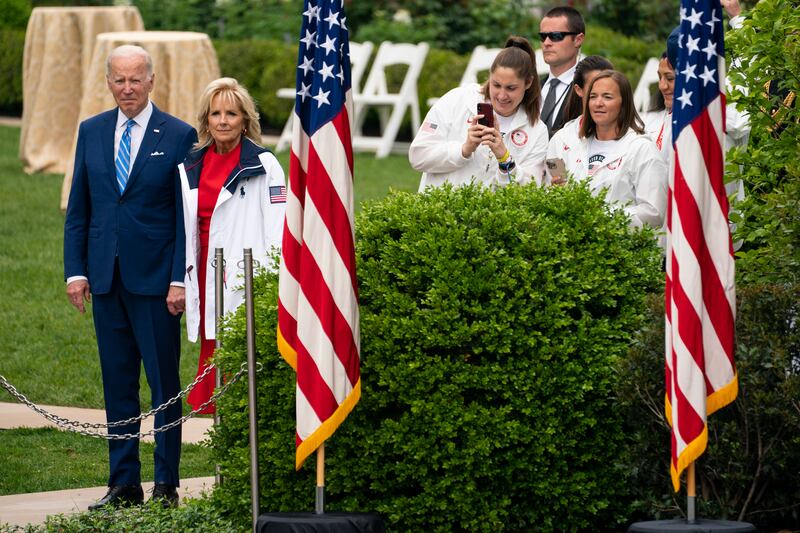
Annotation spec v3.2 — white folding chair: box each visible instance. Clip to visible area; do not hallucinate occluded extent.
[427,45,502,107]
[275,41,374,152]
[352,41,429,158]
[633,57,661,114]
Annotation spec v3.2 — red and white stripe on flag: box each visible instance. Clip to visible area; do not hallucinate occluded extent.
[277,0,361,469]
[665,0,737,492]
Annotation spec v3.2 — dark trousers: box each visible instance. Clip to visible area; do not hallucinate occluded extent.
[91,262,182,487]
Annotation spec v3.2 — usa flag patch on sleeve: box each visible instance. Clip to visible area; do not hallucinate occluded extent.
[269,185,287,204]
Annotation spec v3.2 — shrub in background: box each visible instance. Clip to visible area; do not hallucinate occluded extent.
[619,286,800,530]
[582,24,663,89]
[210,183,662,531]
[726,0,800,286]
[0,28,24,115]
[0,0,30,29]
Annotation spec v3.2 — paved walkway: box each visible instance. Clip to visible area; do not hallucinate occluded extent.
[0,402,215,528]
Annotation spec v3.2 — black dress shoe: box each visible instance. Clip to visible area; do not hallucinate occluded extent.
[150,483,179,507]
[88,485,144,511]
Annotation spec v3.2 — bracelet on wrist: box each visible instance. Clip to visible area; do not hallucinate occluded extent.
[498,150,511,163]
[498,156,515,171]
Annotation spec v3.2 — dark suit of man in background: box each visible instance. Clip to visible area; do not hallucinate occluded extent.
[538,6,585,138]
[64,44,196,510]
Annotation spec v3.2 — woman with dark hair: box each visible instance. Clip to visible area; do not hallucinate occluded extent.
[642,52,675,162]
[559,55,614,125]
[410,35,548,190]
[545,55,613,181]
[545,70,667,229]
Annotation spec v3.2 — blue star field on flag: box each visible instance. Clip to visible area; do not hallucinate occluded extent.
[672,0,726,143]
[294,0,352,137]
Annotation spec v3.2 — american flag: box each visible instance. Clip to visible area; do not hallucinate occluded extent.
[665,0,737,492]
[276,0,361,469]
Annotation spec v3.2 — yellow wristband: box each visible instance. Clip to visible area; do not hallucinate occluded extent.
[498,150,510,163]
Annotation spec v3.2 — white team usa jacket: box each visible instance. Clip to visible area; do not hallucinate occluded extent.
[546,119,667,229]
[409,83,548,191]
[178,137,286,342]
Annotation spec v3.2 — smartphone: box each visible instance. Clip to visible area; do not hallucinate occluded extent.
[546,158,567,178]
[477,103,494,128]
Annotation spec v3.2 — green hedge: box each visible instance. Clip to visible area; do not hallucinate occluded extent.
[0,28,24,115]
[209,183,662,532]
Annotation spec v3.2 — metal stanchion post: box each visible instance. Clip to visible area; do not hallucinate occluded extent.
[243,249,260,531]
[214,248,224,487]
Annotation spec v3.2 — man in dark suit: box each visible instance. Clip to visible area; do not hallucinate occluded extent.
[538,6,585,138]
[64,45,196,510]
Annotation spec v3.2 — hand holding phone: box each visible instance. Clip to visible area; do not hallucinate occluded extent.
[477,103,494,128]
[546,158,567,185]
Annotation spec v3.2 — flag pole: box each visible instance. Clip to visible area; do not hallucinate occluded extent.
[243,249,260,531]
[687,461,696,524]
[315,443,325,514]
[213,247,224,487]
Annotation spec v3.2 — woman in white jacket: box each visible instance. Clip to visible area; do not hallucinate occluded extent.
[546,70,667,229]
[409,35,548,191]
[178,78,286,413]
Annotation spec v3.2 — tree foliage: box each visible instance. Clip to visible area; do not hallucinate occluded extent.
[726,0,800,286]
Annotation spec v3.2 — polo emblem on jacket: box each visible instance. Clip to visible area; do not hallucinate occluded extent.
[240,185,246,198]
[510,129,528,147]
[269,185,287,204]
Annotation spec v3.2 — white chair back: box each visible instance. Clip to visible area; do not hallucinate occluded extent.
[633,57,662,113]
[459,45,502,86]
[353,41,430,158]
[348,41,374,94]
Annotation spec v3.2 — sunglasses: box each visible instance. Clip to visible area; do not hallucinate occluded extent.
[538,31,580,42]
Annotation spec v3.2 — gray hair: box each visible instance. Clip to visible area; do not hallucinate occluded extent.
[106,45,153,78]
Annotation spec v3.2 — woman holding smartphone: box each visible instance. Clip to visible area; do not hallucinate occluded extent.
[545,70,667,229]
[545,55,614,184]
[409,35,548,191]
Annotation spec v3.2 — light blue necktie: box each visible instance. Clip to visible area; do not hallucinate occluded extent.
[115,119,135,194]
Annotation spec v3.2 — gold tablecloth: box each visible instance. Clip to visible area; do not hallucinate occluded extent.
[60,31,221,209]
[19,7,144,174]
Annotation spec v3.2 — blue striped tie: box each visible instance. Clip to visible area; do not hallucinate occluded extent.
[115,119,135,193]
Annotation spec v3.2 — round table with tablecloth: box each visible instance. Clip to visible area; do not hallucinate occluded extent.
[19,6,144,175]
[60,31,221,210]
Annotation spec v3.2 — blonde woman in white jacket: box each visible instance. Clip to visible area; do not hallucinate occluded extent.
[410,36,548,191]
[178,78,286,414]
[546,70,667,229]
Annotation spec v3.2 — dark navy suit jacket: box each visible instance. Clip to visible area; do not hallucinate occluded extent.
[64,105,196,295]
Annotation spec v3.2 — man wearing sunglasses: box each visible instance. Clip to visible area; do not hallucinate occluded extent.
[538,6,585,138]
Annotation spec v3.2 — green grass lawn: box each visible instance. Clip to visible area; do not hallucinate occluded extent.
[0,123,418,495]
[0,428,213,496]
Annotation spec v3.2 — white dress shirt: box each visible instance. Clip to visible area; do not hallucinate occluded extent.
[114,100,153,168]
[540,64,578,123]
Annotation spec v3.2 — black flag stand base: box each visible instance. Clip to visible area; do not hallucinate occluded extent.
[627,519,757,533]
[256,513,386,533]
[629,465,756,533]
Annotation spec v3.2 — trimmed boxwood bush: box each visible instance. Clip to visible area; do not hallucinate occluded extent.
[209,183,662,532]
